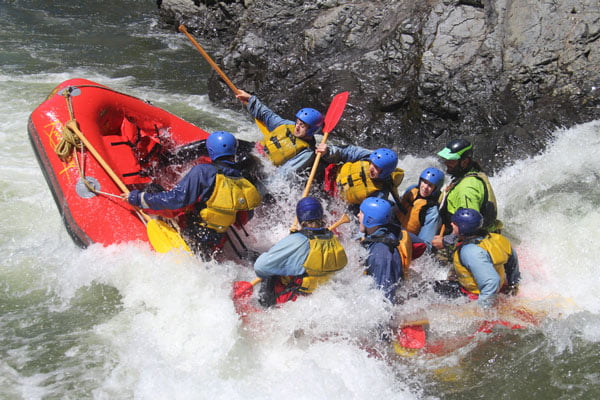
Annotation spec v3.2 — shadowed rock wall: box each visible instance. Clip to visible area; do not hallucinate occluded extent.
[158,0,600,172]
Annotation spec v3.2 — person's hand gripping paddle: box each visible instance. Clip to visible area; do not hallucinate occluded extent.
[290,91,349,230]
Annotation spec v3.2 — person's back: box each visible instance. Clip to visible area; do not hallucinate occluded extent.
[434,208,520,309]
[125,131,261,256]
[359,197,403,302]
[254,196,347,306]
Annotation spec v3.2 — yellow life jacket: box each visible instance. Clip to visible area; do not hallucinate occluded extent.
[396,187,438,235]
[280,229,347,294]
[258,122,309,166]
[453,233,510,293]
[199,173,261,233]
[336,160,404,204]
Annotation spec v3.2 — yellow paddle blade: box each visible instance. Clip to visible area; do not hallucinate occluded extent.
[146,219,191,253]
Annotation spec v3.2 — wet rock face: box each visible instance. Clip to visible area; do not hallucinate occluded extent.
[159,0,600,172]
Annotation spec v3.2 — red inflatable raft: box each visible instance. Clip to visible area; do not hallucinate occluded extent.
[28,78,215,248]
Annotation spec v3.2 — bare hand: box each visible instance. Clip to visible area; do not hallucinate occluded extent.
[236,89,251,104]
[316,143,328,156]
[431,235,444,250]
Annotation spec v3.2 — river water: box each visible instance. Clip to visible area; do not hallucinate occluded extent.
[1,1,599,399]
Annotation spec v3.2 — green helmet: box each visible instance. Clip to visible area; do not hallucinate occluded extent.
[437,139,473,160]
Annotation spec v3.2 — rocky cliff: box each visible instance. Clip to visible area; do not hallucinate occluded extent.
[157,0,600,171]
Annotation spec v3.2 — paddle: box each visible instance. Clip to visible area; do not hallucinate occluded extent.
[232,277,262,302]
[393,315,529,355]
[290,91,349,230]
[178,24,349,189]
[437,186,450,236]
[301,91,349,198]
[64,120,190,253]
[179,24,241,96]
[232,212,351,301]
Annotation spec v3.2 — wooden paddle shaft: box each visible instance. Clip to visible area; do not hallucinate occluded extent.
[291,130,333,230]
[302,131,330,198]
[291,91,349,230]
[249,277,262,287]
[67,121,128,194]
[401,319,429,328]
[328,213,350,230]
[179,24,240,95]
[66,120,150,222]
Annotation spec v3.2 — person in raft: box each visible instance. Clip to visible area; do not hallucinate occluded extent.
[433,208,521,307]
[316,144,404,213]
[358,197,403,303]
[395,167,445,259]
[253,196,348,307]
[124,131,262,258]
[432,138,502,254]
[235,89,324,180]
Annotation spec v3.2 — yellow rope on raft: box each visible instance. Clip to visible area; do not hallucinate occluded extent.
[54,121,82,162]
[55,89,80,162]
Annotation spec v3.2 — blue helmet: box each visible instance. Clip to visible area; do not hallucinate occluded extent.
[296,196,323,222]
[295,108,324,137]
[207,131,237,161]
[419,167,445,188]
[359,197,391,228]
[369,148,398,179]
[451,208,483,235]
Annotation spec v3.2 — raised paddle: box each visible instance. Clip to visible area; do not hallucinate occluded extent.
[64,120,191,253]
[290,91,349,230]
[179,24,241,96]
[232,212,351,301]
[179,24,273,141]
[301,91,349,198]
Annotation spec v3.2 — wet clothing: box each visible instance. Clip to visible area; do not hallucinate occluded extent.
[254,227,347,306]
[245,95,317,179]
[128,161,259,256]
[361,227,403,302]
[257,123,310,166]
[323,144,372,165]
[441,168,499,232]
[443,233,521,309]
[198,172,261,233]
[396,185,441,252]
[323,145,404,206]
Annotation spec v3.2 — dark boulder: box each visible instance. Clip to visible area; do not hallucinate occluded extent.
[158,0,600,172]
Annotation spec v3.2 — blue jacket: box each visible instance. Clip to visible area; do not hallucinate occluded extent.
[246,95,317,179]
[362,227,403,302]
[254,231,311,278]
[458,241,500,309]
[324,144,398,204]
[321,144,372,164]
[129,161,241,210]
